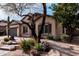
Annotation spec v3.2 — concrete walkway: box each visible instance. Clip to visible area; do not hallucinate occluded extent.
[2,50,29,56]
[0,50,9,56]
[43,40,79,56]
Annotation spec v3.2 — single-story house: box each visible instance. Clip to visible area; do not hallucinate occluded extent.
[0,13,79,39]
[5,13,63,38]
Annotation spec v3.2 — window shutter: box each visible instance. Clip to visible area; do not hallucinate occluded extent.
[48,24,51,33]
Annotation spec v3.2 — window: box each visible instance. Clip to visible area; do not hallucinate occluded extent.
[38,24,52,34]
[23,26,28,33]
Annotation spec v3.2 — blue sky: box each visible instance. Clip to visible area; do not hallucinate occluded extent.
[46,3,53,16]
[0,3,53,21]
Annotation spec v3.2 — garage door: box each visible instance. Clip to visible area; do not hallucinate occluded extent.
[9,28,17,36]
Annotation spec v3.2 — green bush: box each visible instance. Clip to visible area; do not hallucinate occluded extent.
[47,35,54,40]
[20,40,31,52]
[28,39,36,46]
[54,35,61,41]
[35,43,44,51]
[60,34,70,42]
[4,37,10,42]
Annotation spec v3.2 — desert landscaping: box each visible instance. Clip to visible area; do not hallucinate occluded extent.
[0,3,79,56]
[0,36,79,56]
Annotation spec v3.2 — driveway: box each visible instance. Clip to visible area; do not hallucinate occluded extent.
[43,40,79,56]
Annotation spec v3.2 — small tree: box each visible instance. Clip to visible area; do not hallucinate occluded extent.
[50,3,79,42]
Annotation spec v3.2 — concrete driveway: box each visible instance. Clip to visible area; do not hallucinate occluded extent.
[42,40,79,56]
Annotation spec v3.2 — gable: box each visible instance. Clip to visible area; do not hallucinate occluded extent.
[10,20,22,25]
[21,16,31,23]
[21,13,42,23]
[11,21,18,25]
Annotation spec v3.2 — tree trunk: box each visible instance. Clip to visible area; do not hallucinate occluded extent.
[38,3,46,43]
[66,27,75,43]
[31,14,38,40]
[22,14,38,40]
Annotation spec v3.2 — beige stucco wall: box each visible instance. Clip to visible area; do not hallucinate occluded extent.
[35,16,56,36]
[56,22,63,35]
[21,24,31,36]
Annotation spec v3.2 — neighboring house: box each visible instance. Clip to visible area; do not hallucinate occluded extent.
[0,20,7,36]
[6,20,22,37]
[5,13,63,38]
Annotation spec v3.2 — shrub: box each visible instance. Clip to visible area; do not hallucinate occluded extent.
[47,34,54,40]
[60,34,70,43]
[35,43,44,51]
[41,41,51,52]
[28,39,36,46]
[4,37,10,42]
[20,40,31,52]
[54,35,61,41]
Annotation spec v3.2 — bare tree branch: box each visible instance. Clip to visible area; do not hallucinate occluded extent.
[21,20,32,30]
